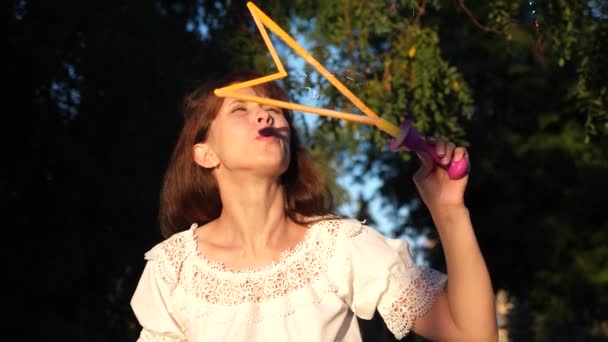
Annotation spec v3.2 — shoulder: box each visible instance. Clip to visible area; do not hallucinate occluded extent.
[313,216,415,267]
[309,216,365,241]
[144,224,197,261]
[311,216,395,242]
[143,224,198,286]
[309,216,392,256]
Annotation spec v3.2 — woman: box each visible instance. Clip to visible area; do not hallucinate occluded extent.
[130,71,497,341]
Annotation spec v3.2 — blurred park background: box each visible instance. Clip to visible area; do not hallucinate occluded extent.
[6,0,607,341]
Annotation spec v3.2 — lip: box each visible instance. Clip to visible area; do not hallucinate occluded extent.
[255,135,280,141]
[257,126,289,142]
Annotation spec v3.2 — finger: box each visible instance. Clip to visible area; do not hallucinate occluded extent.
[427,137,446,157]
[414,151,435,180]
[441,142,456,165]
[455,147,471,174]
[453,146,468,162]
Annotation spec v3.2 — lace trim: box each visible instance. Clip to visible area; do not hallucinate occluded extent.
[187,218,362,277]
[148,218,363,323]
[380,266,447,339]
[178,219,362,323]
[186,225,329,305]
[191,223,317,275]
[137,328,185,342]
[172,274,341,324]
[144,224,199,287]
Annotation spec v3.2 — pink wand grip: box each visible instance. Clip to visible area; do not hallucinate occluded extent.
[389,120,469,179]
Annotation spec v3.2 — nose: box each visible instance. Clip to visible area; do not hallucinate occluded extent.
[255,108,274,125]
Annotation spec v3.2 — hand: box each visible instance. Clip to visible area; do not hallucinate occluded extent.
[413,138,469,213]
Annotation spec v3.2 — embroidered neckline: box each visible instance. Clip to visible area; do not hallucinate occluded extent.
[188,220,322,275]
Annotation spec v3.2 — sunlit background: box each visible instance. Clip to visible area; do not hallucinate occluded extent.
[8,0,607,341]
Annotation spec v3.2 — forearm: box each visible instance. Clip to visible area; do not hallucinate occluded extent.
[430,206,497,340]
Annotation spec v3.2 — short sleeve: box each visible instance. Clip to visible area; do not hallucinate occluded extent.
[130,246,187,342]
[340,223,447,340]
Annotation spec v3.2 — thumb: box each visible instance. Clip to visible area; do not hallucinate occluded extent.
[414,151,435,179]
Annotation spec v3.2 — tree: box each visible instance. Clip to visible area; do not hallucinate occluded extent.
[9,0,607,340]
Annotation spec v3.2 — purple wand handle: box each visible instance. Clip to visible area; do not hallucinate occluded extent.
[389,120,469,180]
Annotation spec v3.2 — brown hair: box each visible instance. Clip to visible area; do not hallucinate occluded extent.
[158,71,334,238]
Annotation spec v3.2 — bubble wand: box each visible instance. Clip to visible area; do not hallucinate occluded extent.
[214,2,468,179]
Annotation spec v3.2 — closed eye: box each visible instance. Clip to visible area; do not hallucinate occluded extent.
[231,106,247,113]
[264,106,283,114]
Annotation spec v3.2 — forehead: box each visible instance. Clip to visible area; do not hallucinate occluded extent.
[235,86,264,97]
[221,86,269,106]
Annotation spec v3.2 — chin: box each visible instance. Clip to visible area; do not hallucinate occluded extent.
[255,159,289,177]
[259,161,289,174]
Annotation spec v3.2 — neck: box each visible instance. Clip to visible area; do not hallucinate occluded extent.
[215,172,291,250]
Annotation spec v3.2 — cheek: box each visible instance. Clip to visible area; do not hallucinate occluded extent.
[205,125,226,157]
[212,123,251,158]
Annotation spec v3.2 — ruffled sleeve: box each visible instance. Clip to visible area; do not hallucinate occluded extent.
[130,242,188,342]
[333,220,447,340]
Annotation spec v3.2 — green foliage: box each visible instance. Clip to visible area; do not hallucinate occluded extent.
[487,0,520,34]
[539,0,608,142]
[288,0,608,339]
[309,0,473,145]
[10,0,607,340]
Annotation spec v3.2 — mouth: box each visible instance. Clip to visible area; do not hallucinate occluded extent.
[257,127,289,142]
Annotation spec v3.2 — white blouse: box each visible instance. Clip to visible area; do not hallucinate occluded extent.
[131,218,446,342]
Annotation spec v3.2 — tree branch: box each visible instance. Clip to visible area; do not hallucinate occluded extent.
[413,0,427,26]
[456,0,503,36]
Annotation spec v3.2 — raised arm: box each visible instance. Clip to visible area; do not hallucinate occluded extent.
[410,139,497,342]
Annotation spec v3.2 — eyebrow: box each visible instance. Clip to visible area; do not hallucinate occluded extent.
[225,96,275,107]
[226,99,245,106]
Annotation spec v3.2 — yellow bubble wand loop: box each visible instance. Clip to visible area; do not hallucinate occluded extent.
[214,2,401,138]
[214,2,469,179]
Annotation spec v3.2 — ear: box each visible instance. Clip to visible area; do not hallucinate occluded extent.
[193,143,220,169]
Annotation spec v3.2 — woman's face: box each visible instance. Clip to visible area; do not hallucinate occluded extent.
[201,87,291,177]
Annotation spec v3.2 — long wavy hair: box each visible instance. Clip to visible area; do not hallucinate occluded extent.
[158,71,334,238]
